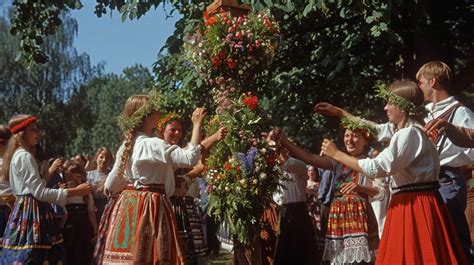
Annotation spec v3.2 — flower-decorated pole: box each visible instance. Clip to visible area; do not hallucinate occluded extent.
[184,3,281,264]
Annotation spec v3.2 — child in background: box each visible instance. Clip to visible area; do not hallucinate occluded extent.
[87,147,114,221]
[62,161,98,265]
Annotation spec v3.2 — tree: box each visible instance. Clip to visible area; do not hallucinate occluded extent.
[0,12,101,157]
[66,65,153,156]
[6,0,474,148]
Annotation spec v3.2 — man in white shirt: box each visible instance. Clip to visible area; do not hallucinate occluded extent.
[416,61,474,262]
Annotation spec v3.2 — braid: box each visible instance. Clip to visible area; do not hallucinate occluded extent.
[117,129,136,181]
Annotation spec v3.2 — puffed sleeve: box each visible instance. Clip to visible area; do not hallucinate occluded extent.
[105,143,128,193]
[137,138,201,168]
[282,157,307,179]
[18,152,68,206]
[358,127,426,178]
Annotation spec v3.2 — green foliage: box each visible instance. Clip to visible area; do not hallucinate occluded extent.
[205,93,283,245]
[0,13,99,157]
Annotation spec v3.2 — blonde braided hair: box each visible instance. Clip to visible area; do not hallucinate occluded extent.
[115,95,155,181]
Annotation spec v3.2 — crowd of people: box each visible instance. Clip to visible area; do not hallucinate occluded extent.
[0,60,472,265]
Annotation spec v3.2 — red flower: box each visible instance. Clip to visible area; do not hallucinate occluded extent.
[236,165,241,172]
[207,185,213,193]
[211,56,220,66]
[242,95,258,110]
[219,50,227,59]
[227,58,236,69]
[266,154,276,167]
[224,162,232,171]
[203,11,218,27]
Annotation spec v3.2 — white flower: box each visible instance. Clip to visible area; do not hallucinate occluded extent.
[255,166,261,172]
[238,70,244,75]
[240,179,246,184]
[252,179,258,184]
[261,148,267,154]
[225,186,230,191]
[260,173,267,179]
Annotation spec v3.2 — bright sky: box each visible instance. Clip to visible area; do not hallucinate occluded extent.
[72,2,180,74]
[0,1,181,74]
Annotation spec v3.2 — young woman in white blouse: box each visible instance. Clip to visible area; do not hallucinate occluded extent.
[0,114,92,264]
[101,93,209,264]
[320,80,467,264]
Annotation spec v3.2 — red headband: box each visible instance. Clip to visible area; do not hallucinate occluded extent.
[10,116,37,134]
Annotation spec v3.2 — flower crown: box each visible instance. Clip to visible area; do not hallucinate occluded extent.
[375,81,429,118]
[117,90,163,132]
[156,112,182,133]
[341,116,378,140]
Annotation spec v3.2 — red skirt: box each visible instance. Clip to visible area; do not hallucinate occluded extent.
[376,191,467,265]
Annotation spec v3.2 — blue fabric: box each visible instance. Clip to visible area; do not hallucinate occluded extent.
[438,167,473,263]
[317,169,335,205]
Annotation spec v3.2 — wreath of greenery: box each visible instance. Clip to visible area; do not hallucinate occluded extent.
[117,90,163,131]
[340,116,378,139]
[375,81,429,118]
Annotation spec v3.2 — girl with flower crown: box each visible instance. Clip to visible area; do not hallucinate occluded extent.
[101,92,213,264]
[270,120,382,265]
[0,114,92,264]
[320,80,467,264]
[156,112,228,264]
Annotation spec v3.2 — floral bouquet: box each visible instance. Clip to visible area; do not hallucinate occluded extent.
[205,93,283,245]
[183,9,280,90]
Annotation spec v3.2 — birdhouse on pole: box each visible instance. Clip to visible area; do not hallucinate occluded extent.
[206,0,250,17]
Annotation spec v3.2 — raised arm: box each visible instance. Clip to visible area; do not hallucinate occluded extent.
[270,128,333,170]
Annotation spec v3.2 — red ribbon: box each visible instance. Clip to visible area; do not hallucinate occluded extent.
[10,116,37,134]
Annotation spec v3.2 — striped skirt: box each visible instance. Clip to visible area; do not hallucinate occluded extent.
[0,195,66,265]
[323,194,379,263]
[102,186,185,265]
[93,196,119,265]
[170,196,207,264]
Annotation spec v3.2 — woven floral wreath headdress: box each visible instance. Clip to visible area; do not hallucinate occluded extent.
[156,112,183,133]
[340,116,378,140]
[117,90,163,132]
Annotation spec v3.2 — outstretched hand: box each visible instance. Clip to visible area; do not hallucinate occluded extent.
[191,107,208,126]
[424,118,451,142]
[215,127,228,141]
[321,138,339,158]
[314,102,342,117]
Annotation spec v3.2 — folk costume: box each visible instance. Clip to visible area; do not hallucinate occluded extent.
[1,148,67,264]
[322,159,380,264]
[102,133,201,264]
[360,121,467,264]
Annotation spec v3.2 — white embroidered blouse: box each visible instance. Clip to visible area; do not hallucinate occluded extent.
[105,132,201,197]
[9,148,68,206]
[359,122,440,188]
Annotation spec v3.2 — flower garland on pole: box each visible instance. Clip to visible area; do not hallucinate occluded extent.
[184,8,282,246]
